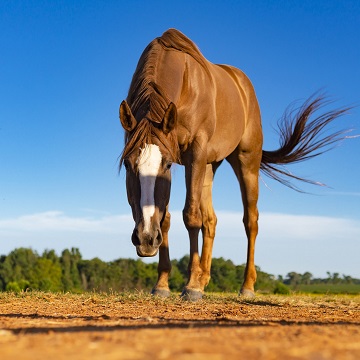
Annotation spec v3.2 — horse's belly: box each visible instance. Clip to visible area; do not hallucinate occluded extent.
[207,121,245,162]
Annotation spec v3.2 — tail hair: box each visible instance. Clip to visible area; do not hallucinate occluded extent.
[261,94,355,191]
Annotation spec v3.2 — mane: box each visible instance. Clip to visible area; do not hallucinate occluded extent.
[126,40,170,124]
[158,29,211,78]
[121,29,210,168]
[126,29,210,124]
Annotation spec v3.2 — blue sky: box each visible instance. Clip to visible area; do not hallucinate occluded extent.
[1,1,359,278]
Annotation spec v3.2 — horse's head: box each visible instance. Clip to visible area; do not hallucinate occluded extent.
[119,100,178,257]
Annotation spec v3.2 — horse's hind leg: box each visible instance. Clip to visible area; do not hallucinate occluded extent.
[199,162,221,289]
[151,207,171,297]
[227,142,262,297]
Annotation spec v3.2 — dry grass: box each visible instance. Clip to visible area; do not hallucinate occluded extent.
[1,290,360,309]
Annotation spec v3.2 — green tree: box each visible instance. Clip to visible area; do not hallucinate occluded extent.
[78,258,110,291]
[177,255,190,280]
[169,260,186,291]
[285,272,302,287]
[207,258,238,292]
[60,248,82,291]
[342,275,353,284]
[112,258,136,290]
[0,248,38,290]
[255,266,276,291]
[301,272,313,285]
[131,260,158,290]
[31,257,62,291]
[235,264,245,286]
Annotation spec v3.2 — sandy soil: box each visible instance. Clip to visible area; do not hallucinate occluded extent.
[0,292,359,359]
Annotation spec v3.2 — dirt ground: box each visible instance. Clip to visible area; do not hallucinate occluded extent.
[0,292,359,360]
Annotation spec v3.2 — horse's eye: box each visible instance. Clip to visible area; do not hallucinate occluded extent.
[124,160,130,170]
[165,162,172,171]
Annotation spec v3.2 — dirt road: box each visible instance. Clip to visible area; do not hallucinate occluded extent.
[0,292,359,359]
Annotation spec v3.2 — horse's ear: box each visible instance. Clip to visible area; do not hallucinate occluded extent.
[162,102,177,135]
[119,100,137,132]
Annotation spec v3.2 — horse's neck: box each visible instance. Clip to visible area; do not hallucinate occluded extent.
[154,49,187,104]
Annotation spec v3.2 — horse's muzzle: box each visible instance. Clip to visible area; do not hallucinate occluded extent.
[131,228,162,257]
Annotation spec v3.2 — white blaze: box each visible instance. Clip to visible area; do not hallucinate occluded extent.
[138,144,162,233]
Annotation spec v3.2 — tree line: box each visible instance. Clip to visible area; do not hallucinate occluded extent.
[0,248,358,293]
[0,247,276,292]
[281,271,360,287]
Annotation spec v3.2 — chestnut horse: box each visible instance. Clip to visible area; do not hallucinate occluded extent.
[119,29,348,300]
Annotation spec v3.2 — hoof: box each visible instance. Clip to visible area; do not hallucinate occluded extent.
[239,288,256,298]
[151,288,171,298]
[181,288,203,302]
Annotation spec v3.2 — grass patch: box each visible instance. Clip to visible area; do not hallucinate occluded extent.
[294,284,360,294]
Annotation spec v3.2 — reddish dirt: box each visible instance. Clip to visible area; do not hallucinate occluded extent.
[0,292,359,359]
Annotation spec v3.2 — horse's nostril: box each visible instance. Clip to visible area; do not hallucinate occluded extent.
[149,236,154,247]
[131,229,140,246]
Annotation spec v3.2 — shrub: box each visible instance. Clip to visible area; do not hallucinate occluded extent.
[6,281,21,292]
[273,281,290,295]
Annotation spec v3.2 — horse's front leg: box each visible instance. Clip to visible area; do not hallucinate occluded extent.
[151,208,171,297]
[181,141,207,301]
[198,162,221,290]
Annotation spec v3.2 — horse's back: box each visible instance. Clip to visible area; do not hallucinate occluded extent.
[199,63,261,161]
[214,64,260,119]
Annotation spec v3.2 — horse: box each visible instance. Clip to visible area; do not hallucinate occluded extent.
[119,29,349,300]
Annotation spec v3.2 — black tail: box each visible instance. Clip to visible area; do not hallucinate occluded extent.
[261,95,354,190]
